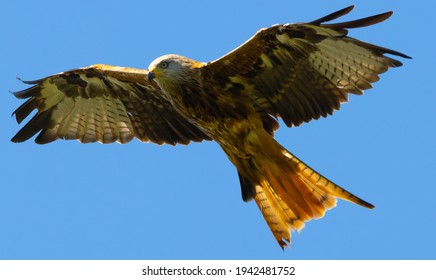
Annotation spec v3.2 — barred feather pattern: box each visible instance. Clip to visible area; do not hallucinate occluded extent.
[12,65,211,145]
[208,5,410,128]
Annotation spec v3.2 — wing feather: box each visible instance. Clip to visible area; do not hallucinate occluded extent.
[12,65,211,145]
[206,7,410,128]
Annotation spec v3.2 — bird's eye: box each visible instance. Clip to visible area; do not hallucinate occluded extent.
[160,61,169,69]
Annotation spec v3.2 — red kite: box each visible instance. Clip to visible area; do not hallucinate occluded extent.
[12,6,410,249]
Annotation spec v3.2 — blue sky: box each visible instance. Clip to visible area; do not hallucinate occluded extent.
[1,1,434,259]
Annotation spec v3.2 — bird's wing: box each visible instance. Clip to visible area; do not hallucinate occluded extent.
[204,6,410,128]
[12,64,211,145]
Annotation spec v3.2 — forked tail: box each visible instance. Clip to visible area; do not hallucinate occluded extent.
[233,129,374,249]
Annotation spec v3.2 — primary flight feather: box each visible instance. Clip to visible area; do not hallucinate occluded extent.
[11,6,410,249]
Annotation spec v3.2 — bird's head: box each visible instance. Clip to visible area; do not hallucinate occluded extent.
[148,54,204,92]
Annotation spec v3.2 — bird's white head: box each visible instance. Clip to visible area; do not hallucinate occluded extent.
[147,54,203,92]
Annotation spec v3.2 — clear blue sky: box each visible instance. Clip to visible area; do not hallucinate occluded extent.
[1,1,434,259]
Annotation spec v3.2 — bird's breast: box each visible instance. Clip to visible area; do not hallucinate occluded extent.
[173,89,262,156]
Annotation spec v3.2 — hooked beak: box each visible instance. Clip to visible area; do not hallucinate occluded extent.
[147,71,155,81]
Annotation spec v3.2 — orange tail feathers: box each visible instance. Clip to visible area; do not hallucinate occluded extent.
[235,129,374,249]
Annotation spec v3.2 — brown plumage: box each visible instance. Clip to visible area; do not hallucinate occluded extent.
[12,65,210,145]
[11,6,410,249]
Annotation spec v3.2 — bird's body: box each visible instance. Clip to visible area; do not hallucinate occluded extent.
[147,53,377,248]
[148,55,257,152]
[11,6,410,249]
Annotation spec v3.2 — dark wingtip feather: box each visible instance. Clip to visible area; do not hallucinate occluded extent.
[312,7,412,60]
[386,50,412,60]
[13,77,41,99]
[16,76,42,85]
[323,11,394,30]
[12,99,36,124]
[35,131,58,144]
[11,111,50,143]
[12,85,39,99]
[309,5,355,25]
[353,39,412,60]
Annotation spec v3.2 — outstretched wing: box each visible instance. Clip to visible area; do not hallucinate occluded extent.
[12,64,211,145]
[205,6,411,128]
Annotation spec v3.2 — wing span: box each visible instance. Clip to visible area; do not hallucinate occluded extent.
[12,64,211,145]
[206,5,411,128]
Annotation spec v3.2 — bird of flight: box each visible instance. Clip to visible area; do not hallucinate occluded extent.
[11,6,410,249]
